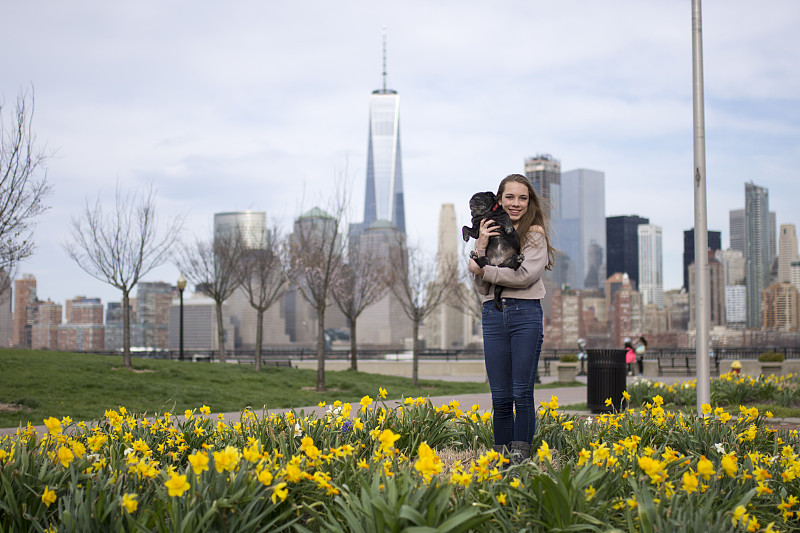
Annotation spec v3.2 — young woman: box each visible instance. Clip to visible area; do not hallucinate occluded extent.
[468,174,555,461]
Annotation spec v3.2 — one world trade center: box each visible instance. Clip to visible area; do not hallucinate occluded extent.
[362,39,405,234]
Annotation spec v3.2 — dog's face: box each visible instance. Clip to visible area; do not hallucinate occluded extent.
[468,192,497,217]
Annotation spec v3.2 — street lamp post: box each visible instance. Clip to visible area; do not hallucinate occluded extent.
[177,274,187,361]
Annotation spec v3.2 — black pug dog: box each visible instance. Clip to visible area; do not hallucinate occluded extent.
[462,191,524,309]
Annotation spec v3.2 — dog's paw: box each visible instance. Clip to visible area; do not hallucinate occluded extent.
[469,251,480,260]
[516,254,525,263]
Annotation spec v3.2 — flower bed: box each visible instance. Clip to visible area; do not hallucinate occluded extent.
[1,379,800,531]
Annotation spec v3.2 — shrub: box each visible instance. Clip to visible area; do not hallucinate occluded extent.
[559,353,579,363]
[757,351,785,363]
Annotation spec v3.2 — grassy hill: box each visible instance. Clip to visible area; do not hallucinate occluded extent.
[0,349,489,429]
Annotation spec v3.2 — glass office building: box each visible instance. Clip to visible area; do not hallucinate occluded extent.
[363,88,405,234]
[214,211,267,249]
[606,215,649,290]
[638,224,664,308]
[745,182,770,328]
[552,168,606,291]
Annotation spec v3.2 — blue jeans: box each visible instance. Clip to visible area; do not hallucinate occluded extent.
[481,298,543,445]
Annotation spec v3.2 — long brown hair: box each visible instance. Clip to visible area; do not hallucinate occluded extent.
[497,173,556,271]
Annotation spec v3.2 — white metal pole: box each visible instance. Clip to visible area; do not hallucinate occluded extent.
[692,0,711,412]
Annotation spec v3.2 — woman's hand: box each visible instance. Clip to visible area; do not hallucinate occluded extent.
[468,256,484,276]
[475,218,500,251]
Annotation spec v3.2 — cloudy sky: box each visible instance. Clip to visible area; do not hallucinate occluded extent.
[2,1,799,307]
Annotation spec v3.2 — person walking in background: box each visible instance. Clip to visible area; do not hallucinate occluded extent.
[625,339,636,376]
[635,336,647,376]
[468,174,556,462]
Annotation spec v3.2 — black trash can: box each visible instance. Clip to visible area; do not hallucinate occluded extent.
[586,349,627,413]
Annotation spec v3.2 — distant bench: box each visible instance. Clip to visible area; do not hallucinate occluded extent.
[657,356,695,376]
[189,354,291,367]
[656,355,718,376]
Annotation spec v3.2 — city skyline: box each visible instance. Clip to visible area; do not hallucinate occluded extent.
[1,1,798,306]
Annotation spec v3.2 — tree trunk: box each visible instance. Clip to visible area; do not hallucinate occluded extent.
[350,318,358,371]
[255,308,264,372]
[316,306,326,392]
[122,289,131,369]
[412,318,420,387]
[215,300,226,363]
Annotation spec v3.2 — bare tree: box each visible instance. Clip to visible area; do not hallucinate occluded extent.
[236,225,287,371]
[65,184,182,369]
[448,240,485,324]
[389,241,460,386]
[331,240,389,371]
[177,229,243,363]
[0,87,52,295]
[286,188,347,392]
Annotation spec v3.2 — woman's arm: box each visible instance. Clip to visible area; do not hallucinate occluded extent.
[480,227,548,289]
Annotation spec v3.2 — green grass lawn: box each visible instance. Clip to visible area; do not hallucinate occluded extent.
[0,349,490,429]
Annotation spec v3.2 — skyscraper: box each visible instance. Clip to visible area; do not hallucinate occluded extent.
[606,215,649,290]
[761,282,798,331]
[778,224,799,283]
[214,211,267,249]
[682,228,721,292]
[729,209,745,253]
[524,154,561,219]
[554,169,606,291]
[745,182,770,328]
[688,251,725,329]
[363,37,405,233]
[638,224,663,308]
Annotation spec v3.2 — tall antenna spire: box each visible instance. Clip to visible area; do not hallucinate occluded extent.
[382,27,387,92]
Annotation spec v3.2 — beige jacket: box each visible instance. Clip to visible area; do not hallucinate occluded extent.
[471,226,548,303]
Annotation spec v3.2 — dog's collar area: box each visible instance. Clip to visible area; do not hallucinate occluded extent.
[491,204,499,211]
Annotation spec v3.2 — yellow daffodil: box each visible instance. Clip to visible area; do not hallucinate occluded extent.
[696,456,715,480]
[271,482,288,504]
[213,446,241,473]
[451,470,472,487]
[721,454,738,477]
[537,441,552,463]
[414,442,443,481]
[257,467,273,486]
[638,456,668,484]
[756,481,773,496]
[41,486,57,507]
[377,429,400,453]
[121,493,138,513]
[682,471,699,493]
[57,446,75,468]
[577,448,591,467]
[165,472,190,497]
[188,451,209,475]
[43,417,62,435]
